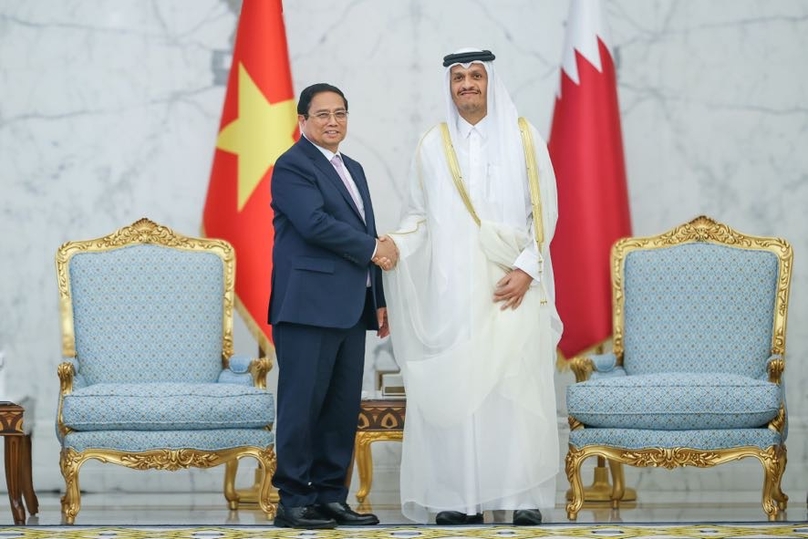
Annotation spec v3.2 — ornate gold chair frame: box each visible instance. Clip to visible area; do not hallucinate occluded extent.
[566,216,792,521]
[55,218,276,523]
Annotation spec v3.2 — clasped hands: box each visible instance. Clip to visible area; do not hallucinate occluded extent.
[372,235,398,271]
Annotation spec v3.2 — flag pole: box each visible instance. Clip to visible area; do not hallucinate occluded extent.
[549,0,637,505]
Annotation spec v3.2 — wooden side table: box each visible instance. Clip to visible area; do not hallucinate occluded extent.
[0,402,38,525]
[354,399,405,504]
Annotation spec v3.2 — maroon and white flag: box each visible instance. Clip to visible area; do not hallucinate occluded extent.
[549,0,633,361]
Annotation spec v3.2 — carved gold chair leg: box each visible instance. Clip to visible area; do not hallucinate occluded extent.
[566,457,638,504]
[252,448,278,519]
[353,430,404,504]
[256,463,276,520]
[759,449,788,520]
[607,459,637,507]
[229,464,280,507]
[59,451,82,525]
[609,459,623,509]
[224,460,239,510]
[564,447,585,520]
[755,446,785,521]
[565,456,611,502]
[565,458,638,504]
[772,446,788,510]
[354,432,374,504]
[225,454,279,519]
[761,471,779,521]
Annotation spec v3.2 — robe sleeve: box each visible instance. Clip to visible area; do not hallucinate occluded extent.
[388,136,430,258]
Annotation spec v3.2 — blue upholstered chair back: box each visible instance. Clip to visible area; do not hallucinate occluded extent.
[68,244,226,385]
[622,243,778,378]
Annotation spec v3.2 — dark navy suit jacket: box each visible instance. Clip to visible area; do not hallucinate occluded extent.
[268,136,385,328]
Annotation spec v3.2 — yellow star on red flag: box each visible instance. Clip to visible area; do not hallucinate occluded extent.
[202,0,297,354]
[216,63,297,211]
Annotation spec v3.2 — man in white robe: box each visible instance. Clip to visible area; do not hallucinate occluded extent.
[382,48,563,525]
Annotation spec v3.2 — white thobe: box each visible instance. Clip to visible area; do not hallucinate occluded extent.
[384,115,562,523]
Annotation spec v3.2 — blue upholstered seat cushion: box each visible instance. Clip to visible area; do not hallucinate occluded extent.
[63,429,275,453]
[567,372,780,430]
[62,382,274,431]
[568,426,782,451]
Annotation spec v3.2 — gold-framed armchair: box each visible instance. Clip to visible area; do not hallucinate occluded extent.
[55,218,276,524]
[565,216,792,520]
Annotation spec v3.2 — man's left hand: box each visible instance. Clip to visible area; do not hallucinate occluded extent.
[376,307,390,338]
[493,269,533,310]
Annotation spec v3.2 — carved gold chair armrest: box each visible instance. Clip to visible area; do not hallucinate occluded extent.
[56,361,77,440]
[218,355,273,389]
[249,357,272,389]
[766,355,784,385]
[765,355,787,434]
[570,351,624,383]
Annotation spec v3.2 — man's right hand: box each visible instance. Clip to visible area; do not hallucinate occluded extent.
[373,235,399,270]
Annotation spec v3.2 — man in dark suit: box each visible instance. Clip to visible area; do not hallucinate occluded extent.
[269,83,397,529]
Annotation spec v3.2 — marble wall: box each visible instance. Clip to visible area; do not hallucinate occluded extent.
[1,0,807,501]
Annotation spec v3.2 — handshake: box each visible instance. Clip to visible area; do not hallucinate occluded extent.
[372,235,398,271]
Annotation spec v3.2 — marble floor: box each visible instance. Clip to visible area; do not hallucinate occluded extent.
[3,479,806,526]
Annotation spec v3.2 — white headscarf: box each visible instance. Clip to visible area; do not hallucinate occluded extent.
[442,48,530,230]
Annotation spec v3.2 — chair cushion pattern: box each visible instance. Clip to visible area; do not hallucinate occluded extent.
[62,382,274,431]
[63,429,274,453]
[568,426,782,451]
[567,372,780,430]
[69,244,225,385]
[622,243,778,378]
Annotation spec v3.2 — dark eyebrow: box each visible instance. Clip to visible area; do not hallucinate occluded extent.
[311,108,347,114]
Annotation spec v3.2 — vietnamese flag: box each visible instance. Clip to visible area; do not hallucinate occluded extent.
[549,0,632,360]
[202,0,298,354]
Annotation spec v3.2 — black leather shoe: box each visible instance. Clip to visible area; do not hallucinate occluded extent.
[316,501,379,525]
[513,508,542,525]
[274,504,337,529]
[436,511,484,525]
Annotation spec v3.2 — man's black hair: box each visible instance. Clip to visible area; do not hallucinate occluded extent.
[297,83,348,116]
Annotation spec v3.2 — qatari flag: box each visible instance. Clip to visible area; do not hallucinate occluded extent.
[549,0,632,360]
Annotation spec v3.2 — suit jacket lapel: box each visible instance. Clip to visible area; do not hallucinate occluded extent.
[341,157,373,229]
[299,138,365,223]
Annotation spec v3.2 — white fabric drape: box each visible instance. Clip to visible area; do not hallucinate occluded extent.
[384,50,563,523]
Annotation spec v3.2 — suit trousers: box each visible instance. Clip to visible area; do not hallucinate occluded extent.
[272,289,375,508]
